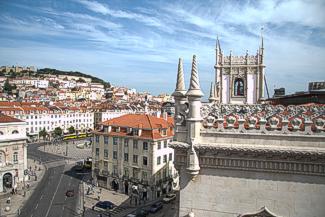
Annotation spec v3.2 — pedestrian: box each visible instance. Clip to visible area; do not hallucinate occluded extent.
[7,196,11,204]
[97,195,100,201]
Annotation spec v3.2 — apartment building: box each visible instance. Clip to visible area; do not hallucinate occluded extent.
[0,103,94,140]
[0,114,27,192]
[92,114,176,198]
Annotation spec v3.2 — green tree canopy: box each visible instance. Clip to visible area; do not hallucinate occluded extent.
[53,127,63,138]
[68,126,75,134]
[3,79,16,94]
[39,128,48,140]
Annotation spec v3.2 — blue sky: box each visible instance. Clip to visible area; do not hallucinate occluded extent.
[0,0,324,96]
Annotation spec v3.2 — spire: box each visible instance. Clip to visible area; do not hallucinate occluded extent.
[209,82,217,103]
[172,58,186,97]
[260,27,264,54]
[216,35,221,65]
[186,55,203,97]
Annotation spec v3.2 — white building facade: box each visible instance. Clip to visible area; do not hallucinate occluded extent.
[0,115,27,193]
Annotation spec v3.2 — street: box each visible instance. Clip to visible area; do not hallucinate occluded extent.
[19,142,88,217]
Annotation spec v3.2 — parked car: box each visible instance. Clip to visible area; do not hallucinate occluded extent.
[162,193,176,203]
[92,201,115,211]
[126,208,149,217]
[65,189,74,197]
[149,202,163,213]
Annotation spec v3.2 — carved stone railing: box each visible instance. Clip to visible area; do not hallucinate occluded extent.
[201,103,325,135]
[170,142,325,177]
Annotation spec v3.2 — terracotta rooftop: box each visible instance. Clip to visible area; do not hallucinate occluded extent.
[0,114,24,123]
[102,114,174,129]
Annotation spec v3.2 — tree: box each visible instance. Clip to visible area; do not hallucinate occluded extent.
[39,128,48,141]
[68,126,75,134]
[53,127,63,138]
[3,79,15,94]
[77,78,86,83]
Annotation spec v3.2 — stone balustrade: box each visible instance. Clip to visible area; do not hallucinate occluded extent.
[200,103,325,135]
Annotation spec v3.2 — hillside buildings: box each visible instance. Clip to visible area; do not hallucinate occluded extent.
[92,114,177,199]
[0,114,27,193]
[170,38,325,217]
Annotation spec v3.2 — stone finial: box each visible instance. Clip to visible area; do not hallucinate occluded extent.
[172,58,186,97]
[209,82,217,103]
[186,55,203,97]
[186,138,200,180]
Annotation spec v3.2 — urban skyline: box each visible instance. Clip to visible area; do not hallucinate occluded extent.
[1,0,324,96]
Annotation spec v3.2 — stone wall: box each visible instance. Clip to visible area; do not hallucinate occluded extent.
[179,167,325,217]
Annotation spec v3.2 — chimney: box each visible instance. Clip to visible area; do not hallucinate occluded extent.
[163,112,168,121]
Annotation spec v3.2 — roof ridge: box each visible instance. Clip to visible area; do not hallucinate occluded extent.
[146,114,154,139]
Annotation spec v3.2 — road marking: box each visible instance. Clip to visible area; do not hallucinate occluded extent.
[44,169,64,217]
[35,203,38,210]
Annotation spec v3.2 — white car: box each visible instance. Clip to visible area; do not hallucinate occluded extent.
[162,193,176,203]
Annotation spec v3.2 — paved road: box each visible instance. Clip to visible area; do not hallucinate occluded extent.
[19,142,89,217]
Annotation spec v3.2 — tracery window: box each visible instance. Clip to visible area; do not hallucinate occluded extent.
[234,78,244,96]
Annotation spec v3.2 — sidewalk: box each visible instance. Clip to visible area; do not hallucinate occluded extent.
[84,185,163,217]
[0,159,45,217]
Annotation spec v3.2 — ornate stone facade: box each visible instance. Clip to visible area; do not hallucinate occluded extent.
[170,41,325,217]
[214,37,265,104]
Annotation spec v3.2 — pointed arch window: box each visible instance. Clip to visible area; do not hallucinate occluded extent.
[234,78,244,96]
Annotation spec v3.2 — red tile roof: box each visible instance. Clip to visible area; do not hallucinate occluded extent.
[0,114,24,123]
[98,114,174,140]
[102,114,173,129]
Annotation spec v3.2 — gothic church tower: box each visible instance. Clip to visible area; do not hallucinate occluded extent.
[214,36,265,104]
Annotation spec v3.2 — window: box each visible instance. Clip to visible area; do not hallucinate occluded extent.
[13,152,18,163]
[124,153,129,162]
[234,78,244,96]
[157,156,161,165]
[143,142,148,151]
[113,137,118,145]
[95,135,99,143]
[124,168,129,177]
[104,149,108,159]
[104,161,108,168]
[113,151,117,159]
[133,155,138,164]
[164,140,167,148]
[143,156,147,166]
[95,148,99,156]
[161,129,167,136]
[0,131,3,135]
[163,155,167,163]
[104,136,109,144]
[12,130,19,134]
[169,153,172,161]
[158,142,161,150]
[124,138,129,147]
[142,171,147,181]
[113,165,118,176]
[133,140,138,149]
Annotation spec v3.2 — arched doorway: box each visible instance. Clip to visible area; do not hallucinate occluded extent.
[124,180,129,195]
[111,179,119,191]
[3,173,13,189]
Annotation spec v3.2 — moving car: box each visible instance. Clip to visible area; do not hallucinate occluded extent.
[149,202,163,213]
[162,193,176,203]
[126,208,149,217]
[92,201,115,211]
